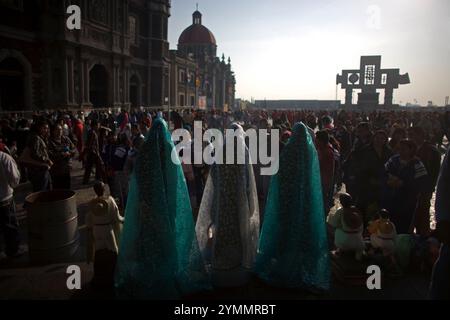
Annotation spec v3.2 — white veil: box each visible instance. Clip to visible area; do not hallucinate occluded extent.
[195,123,260,273]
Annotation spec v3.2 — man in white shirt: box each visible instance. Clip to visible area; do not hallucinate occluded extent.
[0,150,21,258]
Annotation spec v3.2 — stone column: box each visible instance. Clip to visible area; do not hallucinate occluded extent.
[122,66,129,106]
[384,88,394,106]
[147,66,152,106]
[345,88,352,107]
[211,69,216,109]
[62,58,69,106]
[112,66,116,103]
[79,59,85,105]
[113,65,117,104]
[84,60,90,104]
[222,76,226,110]
[124,67,128,103]
[24,69,33,110]
[67,57,75,104]
[126,68,130,103]
[171,65,177,107]
[116,66,121,105]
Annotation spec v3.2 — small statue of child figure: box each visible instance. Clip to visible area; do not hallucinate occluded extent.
[368,209,401,274]
[327,193,365,261]
[86,181,124,290]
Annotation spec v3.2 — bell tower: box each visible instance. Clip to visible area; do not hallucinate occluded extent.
[193,9,202,25]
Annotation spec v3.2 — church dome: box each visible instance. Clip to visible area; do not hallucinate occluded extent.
[178,10,217,46]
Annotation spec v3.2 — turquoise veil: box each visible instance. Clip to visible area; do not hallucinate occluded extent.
[256,122,330,292]
[114,118,210,299]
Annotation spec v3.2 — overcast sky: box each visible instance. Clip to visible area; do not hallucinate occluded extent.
[168,0,450,105]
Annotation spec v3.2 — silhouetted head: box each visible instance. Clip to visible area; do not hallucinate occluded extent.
[321,115,333,127]
[91,119,100,131]
[316,130,330,145]
[379,209,390,220]
[408,126,426,146]
[52,124,63,139]
[356,122,372,144]
[342,207,363,229]
[118,133,129,146]
[131,123,140,136]
[373,130,388,148]
[398,139,417,161]
[259,118,269,129]
[306,114,317,128]
[93,181,105,197]
[281,130,292,143]
[339,193,353,208]
[391,127,407,142]
[36,120,50,138]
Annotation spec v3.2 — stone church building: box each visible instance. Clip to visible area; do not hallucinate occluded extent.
[169,9,236,110]
[0,0,171,110]
[0,1,235,111]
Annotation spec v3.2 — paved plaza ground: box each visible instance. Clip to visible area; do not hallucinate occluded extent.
[0,161,435,300]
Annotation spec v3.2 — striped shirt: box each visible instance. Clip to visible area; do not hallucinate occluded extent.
[385,155,429,194]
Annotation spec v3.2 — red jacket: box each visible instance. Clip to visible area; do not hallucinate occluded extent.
[119,112,129,131]
[317,143,335,192]
[74,120,84,153]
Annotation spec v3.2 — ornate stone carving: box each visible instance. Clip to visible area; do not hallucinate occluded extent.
[90,28,110,46]
[74,64,80,100]
[117,1,124,31]
[90,0,108,25]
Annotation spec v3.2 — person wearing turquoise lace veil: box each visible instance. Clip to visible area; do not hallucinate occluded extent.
[256,122,331,292]
[114,118,210,299]
[196,123,260,287]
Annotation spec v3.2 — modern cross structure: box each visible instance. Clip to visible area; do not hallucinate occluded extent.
[337,56,410,108]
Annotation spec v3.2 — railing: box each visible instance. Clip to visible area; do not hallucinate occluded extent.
[0,106,203,116]
[1,105,448,117]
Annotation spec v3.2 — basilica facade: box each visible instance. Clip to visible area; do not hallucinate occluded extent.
[0,0,171,111]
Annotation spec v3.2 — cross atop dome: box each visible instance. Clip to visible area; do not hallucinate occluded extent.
[179,8,216,46]
[193,6,202,25]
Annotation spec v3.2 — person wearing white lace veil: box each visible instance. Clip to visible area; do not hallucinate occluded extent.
[195,123,260,287]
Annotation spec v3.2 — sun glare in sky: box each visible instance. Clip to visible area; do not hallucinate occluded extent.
[169,0,450,105]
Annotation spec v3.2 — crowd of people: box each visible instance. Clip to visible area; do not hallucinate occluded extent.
[2,108,448,211]
[0,107,449,299]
